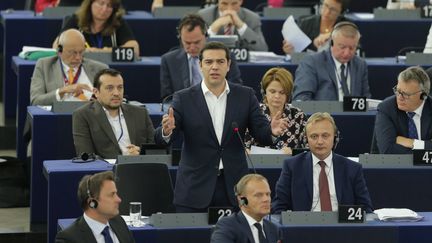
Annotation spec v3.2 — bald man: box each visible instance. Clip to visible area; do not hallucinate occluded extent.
[30,29,108,105]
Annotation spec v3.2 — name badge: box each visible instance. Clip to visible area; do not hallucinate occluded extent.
[230,48,249,62]
[343,96,367,112]
[208,207,233,224]
[413,150,432,165]
[421,5,432,18]
[338,205,365,223]
[112,47,135,62]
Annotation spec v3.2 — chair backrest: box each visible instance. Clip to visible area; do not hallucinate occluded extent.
[113,162,174,216]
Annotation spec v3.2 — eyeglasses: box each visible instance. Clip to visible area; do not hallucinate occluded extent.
[94,0,113,9]
[321,2,341,15]
[392,86,422,99]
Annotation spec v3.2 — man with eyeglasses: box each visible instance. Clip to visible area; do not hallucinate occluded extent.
[292,21,371,101]
[375,66,432,154]
[31,29,108,105]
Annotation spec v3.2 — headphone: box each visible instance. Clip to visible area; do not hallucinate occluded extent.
[72,152,97,163]
[57,44,63,53]
[233,185,249,206]
[330,21,358,47]
[176,14,209,41]
[86,175,98,209]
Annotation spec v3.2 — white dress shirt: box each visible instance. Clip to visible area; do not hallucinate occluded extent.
[102,107,132,155]
[311,152,338,211]
[410,99,426,149]
[83,213,120,243]
[242,210,266,243]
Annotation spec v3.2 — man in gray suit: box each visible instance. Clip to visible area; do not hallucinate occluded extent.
[73,68,155,159]
[292,22,371,101]
[198,0,268,51]
[30,28,108,105]
[55,171,135,243]
[160,14,242,100]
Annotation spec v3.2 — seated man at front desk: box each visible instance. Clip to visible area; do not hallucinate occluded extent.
[272,112,373,213]
[73,68,155,159]
[160,14,242,100]
[30,28,108,105]
[375,66,432,154]
[292,21,371,101]
[211,174,280,243]
[55,171,135,243]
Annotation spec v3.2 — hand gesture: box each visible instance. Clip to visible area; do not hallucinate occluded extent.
[282,40,294,54]
[162,107,176,136]
[126,144,141,155]
[223,9,244,28]
[270,111,288,136]
[59,83,92,98]
[313,33,331,49]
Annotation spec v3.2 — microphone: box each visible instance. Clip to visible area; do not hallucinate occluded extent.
[161,94,174,112]
[231,122,257,174]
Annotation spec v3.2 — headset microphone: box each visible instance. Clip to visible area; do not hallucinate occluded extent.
[232,122,257,174]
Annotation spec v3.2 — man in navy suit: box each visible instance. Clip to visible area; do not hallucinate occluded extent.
[155,42,288,212]
[272,112,373,213]
[160,14,242,100]
[292,22,371,101]
[375,66,432,154]
[211,174,280,243]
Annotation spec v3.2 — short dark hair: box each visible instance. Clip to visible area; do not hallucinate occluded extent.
[177,14,207,37]
[199,41,230,62]
[77,171,115,210]
[93,68,122,89]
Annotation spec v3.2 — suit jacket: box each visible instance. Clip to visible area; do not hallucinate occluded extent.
[30,55,108,105]
[211,211,279,243]
[375,95,432,154]
[55,215,135,243]
[272,152,373,214]
[155,83,273,208]
[73,101,155,159]
[160,48,243,99]
[292,48,371,101]
[198,5,268,51]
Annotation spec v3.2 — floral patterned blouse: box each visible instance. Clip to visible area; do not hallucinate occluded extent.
[244,103,307,150]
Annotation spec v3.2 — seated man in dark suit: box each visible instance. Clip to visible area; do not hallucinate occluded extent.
[375,66,432,154]
[198,0,268,51]
[30,28,108,105]
[73,68,155,159]
[55,171,135,243]
[160,14,242,100]
[272,112,373,213]
[292,21,371,101]
[211,174,280,243]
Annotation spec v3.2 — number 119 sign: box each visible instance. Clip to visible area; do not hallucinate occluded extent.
[112,47,135,62]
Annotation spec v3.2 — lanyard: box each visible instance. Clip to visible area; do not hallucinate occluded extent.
[59,60,82,85]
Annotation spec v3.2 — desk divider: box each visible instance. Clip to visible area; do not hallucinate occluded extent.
[291,101,344,113]
[249,154,289,168]
[406,53,432,65]
[359,154,413,168]
[149,213,209,228]
[281,211,339,225]
[373,9,421,20]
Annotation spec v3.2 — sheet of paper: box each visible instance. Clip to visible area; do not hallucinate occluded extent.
[281,15,312,53]
[250,145,284,155]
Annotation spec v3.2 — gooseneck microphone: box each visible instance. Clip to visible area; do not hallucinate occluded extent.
[161,94,174,112]
[232,122,257,174]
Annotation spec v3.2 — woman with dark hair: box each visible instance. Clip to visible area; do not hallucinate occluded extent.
[244,67,307,155]
[53,0,139,56]
[282,0,348,54]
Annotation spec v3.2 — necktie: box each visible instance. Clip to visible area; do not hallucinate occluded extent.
[254,223,268,243]
[318,161,332,211]
[407,112,418,139]
[340,64,350,96]
[101,226,114,243]
[224,24,233,35]
[67,68,74,84]
[191,56,201,86]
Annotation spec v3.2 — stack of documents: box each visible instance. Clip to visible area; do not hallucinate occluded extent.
[374,208,424,222]
[249,52,286,63]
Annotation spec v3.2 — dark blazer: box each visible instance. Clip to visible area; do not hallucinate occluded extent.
[155,83,273,208]
[292,48,371,101]
[297,15,347,52]
[160,48,242,99]
[73,101,155,159]
[211,211,280,243]
[55,215,135,243]
[272,152,373,214]
[375,95,432,154]
[198,5,268,51]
